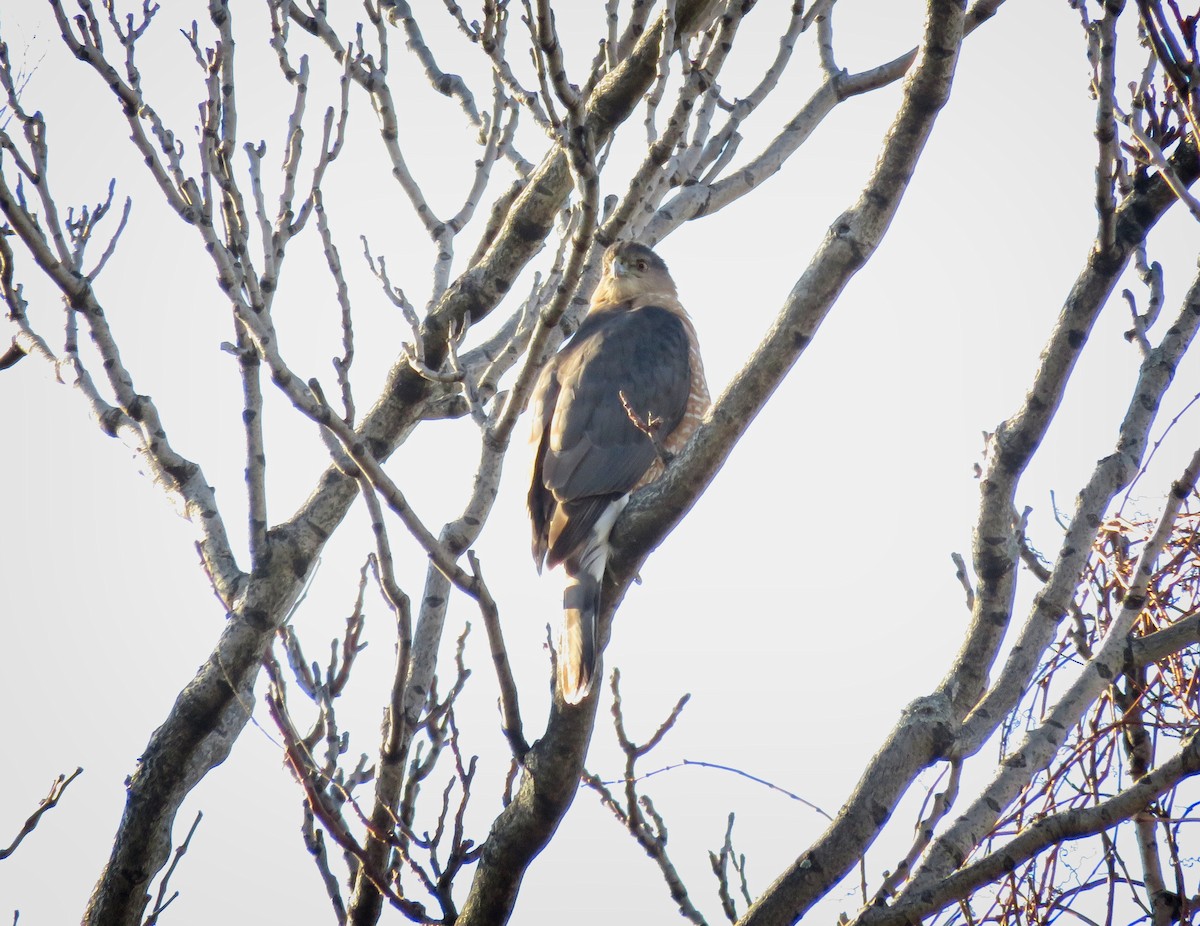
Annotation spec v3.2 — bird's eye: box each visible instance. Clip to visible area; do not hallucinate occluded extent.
[636,260,647,271]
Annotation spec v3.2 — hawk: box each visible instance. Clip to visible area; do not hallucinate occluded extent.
[528,241,710,704]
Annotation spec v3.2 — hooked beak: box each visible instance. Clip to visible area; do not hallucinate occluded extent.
[611,257,629,278]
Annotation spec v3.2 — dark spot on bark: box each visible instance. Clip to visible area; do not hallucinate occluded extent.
[1067,329,1086,349]
[976,550,1012,585]
[931,720,957,759]
[367,436,390,460]
[291,553,312,580]
[242,607,271,631]
[164,460,198,486]
[513,213,552,244]
[100,408,123,436]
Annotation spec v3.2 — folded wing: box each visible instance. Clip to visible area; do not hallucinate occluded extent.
[529,303,692,571]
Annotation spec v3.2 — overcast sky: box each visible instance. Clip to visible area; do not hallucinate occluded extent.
[5,1,1200,923]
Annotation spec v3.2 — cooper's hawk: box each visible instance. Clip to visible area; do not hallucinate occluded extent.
[528,241,710,704]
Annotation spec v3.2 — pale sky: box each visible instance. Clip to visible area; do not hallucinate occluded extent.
[4,1,1200,924]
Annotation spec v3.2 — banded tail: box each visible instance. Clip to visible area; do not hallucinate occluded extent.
[559,572,601,703]
[554,497,624,703]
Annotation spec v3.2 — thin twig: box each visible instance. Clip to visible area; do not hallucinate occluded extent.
[0,768,83,860]
[143,811,203,926]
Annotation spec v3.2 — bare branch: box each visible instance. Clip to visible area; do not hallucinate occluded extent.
[582,670,706,926]
[1091,2,1121,258]
[858,731,1200,926]
[142,812,203,926]
[897,442,1200,906]
[0,768,83,860]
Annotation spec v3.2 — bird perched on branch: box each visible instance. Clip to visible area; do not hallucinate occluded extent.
[528,241,710,704]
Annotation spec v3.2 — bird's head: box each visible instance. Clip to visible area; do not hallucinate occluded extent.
[593,240,678,305]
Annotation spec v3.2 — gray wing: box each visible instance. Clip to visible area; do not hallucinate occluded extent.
[530,304,691,569]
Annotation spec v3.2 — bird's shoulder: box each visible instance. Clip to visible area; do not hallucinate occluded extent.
[588,290,689,318]
[567,296,691,351]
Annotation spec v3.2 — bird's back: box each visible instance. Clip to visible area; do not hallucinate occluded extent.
[529,301,693,571]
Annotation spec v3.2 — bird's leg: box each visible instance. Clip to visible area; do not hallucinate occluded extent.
[618,389,675,466]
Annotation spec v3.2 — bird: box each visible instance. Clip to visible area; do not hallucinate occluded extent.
[528,240,710,704]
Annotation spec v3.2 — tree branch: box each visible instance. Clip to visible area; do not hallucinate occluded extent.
[0,768,83,860]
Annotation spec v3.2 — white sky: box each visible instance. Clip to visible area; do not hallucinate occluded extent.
[4,1,1200,923]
